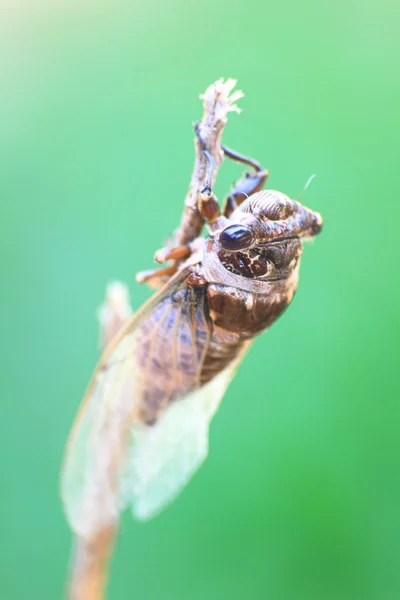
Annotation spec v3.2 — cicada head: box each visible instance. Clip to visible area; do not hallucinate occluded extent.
[209,190,322,282]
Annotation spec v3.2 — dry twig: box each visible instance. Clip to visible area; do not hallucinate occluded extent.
[173,78,242,245]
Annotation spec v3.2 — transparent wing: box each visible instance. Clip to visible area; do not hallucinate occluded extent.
[61,269,190,537]
[127,346,249,521]
[61,268,249,537]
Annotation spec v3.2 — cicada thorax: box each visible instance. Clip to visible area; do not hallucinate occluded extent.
[206,281,295,337]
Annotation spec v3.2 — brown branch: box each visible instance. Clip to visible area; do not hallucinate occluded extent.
[68,525,118,600]
[173,78,243,246]
[65,78,242,600]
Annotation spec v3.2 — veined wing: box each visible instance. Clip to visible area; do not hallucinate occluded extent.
[61,268,250,537]
[126,342,250,521]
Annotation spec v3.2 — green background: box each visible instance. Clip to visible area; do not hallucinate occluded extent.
[1,1,399,599]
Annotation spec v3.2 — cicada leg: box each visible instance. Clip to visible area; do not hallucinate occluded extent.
[139,125,260,286]
[153,244,192,264]
[137,240,201,287]
[136,265,177,285]
[145,123,228,283]
[193,122,229,234]
[222,146,269,217]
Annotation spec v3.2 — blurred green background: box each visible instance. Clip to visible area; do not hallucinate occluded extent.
[1,1,399,599]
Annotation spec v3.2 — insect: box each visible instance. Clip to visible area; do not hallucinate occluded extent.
[61,110,322,542]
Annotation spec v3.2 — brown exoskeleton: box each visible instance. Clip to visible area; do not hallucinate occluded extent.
[61,84,322,600]
[132,127,322,430]
[62,125,322,535]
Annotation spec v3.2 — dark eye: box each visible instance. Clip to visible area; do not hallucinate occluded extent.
[219,224,254,250]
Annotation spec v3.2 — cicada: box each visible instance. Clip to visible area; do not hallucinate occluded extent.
[61,110,322,542]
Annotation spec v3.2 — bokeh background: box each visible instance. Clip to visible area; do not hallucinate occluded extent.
[1,1,399,599]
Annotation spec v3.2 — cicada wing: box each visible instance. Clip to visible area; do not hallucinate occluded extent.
[61,268,192,538]
[61,265,250,537]
[127,342,251,521]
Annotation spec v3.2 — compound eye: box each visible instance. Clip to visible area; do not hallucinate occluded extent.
[219,224,254,251]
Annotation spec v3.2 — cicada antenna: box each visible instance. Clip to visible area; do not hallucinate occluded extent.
[297,174,317,202]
